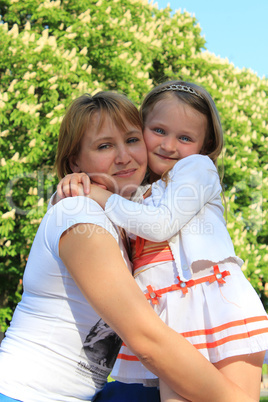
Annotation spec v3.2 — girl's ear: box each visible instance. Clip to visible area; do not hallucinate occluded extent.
[69,156,80,173]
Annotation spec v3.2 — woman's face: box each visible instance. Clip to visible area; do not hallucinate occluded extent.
[70,112,147,198]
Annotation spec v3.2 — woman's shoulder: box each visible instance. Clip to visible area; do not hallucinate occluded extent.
[43,196,120,256]
[56,196,105,213]
[47,196,118,238]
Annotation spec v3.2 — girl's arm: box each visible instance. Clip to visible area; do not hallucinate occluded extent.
[59,224,253,402]
[91,155,222,242]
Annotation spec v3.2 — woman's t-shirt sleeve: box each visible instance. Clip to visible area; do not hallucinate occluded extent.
[45,196,118,257]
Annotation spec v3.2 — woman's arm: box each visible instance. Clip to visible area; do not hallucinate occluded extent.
[59,224,253,402]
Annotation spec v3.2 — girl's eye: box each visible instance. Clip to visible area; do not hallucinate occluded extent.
[180,136,191,142]
[154,128,165,135]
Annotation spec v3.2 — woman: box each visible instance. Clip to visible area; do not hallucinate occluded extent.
[0,92,255,402]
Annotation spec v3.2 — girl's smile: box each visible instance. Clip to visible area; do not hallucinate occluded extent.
[154,153,178,161]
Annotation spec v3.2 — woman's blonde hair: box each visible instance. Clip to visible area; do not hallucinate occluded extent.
[55,91,142,179]
[140,80,224,167]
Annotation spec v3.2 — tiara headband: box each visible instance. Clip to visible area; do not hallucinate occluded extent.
[155,84,204,100]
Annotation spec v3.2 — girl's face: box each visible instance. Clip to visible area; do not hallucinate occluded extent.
[143,98,208,180]
[70,112,147,198]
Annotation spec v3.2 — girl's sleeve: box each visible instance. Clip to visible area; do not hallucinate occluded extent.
[104,155,221,242]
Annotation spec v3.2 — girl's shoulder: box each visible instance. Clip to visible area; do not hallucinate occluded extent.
[170,154,216,176]
[152,155,219,191]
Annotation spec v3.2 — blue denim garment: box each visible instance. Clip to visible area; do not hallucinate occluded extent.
[94,381,160,401]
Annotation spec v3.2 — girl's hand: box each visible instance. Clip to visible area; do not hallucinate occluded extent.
[51,173,91,206]
[57,173,91,199]
[52,173,110,206]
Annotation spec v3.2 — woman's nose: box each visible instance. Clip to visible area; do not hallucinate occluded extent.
[115,146,132,164]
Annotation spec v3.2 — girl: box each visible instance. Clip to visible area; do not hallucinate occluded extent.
[62,81,268,401]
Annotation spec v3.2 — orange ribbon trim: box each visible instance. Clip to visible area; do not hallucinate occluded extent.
[146,265,230,304]
[135,236,145,258]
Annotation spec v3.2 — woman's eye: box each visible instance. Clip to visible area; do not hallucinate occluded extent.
[154,128,165,134]
[98,144,111,150]
[127,137,139,144]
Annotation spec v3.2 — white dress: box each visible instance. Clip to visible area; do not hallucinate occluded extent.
[106,155,268,386]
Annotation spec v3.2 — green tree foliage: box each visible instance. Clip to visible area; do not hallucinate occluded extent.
[0,0,267,331]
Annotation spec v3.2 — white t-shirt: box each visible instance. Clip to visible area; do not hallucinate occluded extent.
[0,197,131,401]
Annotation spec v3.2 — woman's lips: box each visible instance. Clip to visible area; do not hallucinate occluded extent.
[113,168,137,177]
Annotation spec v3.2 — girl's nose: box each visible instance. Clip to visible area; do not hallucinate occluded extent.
[160,136,176,153]
[115,145,132,165]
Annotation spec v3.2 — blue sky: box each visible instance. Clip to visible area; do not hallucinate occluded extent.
[156,0,268,78]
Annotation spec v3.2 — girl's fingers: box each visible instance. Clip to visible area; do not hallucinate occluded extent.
[57,181,67,199]
[57,173,91,198]
[81,174,91,194]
